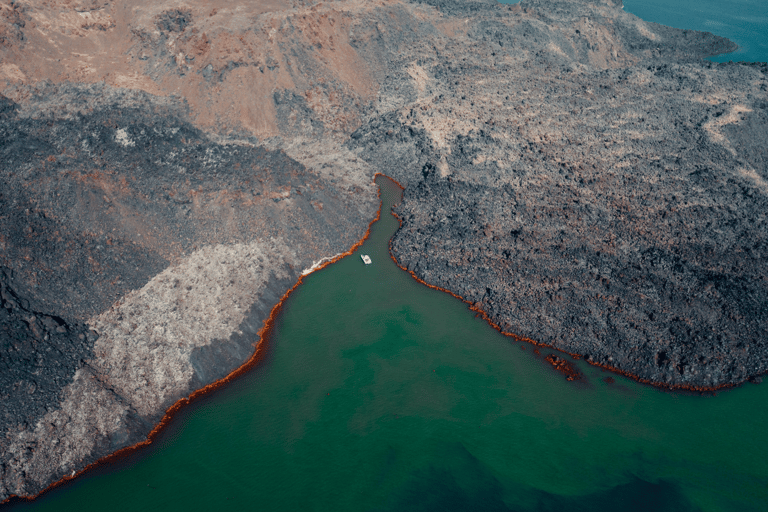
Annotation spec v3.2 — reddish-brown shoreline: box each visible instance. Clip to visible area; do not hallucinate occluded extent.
[544,354,584,382]
[1,177,385,506]
[2,172,750,505]
[382,176,746,395]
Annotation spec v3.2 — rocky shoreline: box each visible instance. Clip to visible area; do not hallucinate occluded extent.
[1,0,766,501]
[386,169,767,388]
[347,0,768,389]
[0,87,378,499]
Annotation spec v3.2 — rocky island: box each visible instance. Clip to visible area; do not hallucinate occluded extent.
[1,0,766,501]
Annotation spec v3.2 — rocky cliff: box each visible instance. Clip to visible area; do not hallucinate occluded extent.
[1,0,766,501]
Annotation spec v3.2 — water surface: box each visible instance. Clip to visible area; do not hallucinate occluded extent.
[13,4,768,510]
[623,0,768,62]
[8,176,768,512]
[499,0,768,63]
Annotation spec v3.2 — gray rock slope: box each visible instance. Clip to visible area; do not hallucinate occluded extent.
[0,85,377,499]
[1,0,766,501]
[350,0,767,389]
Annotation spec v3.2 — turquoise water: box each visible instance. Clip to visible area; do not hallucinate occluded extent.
[7,177,768,512]
[499,0,768,63]
[623,0,768,62]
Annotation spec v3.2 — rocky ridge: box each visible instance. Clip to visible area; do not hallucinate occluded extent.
[1,0,766,501]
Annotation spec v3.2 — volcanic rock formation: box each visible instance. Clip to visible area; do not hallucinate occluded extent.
[1,0,766,501]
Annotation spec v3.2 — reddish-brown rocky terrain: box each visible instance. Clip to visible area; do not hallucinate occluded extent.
[1,0,766,501]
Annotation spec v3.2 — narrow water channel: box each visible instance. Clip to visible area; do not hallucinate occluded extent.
[9,176,768,512]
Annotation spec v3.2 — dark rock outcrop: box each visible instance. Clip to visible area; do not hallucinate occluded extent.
[347,0,767,389]
[0,86,377,499]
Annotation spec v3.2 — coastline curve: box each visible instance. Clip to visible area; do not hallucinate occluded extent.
[0,177,385,506]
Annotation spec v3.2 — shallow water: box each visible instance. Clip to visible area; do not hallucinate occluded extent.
[8,176,767,512]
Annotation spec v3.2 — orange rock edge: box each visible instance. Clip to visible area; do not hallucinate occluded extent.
[1,172,754,504]
[544,354,584,381]
[0,178,386,505]
[381,176,756,394]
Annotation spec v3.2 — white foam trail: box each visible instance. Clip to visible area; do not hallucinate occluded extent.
[301,253,344,276]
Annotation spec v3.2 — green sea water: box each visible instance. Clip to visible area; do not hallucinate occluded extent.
[8,176,768,512]
[6,4,767,511]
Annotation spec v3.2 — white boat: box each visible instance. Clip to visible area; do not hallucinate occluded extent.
[361,254,372,265]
